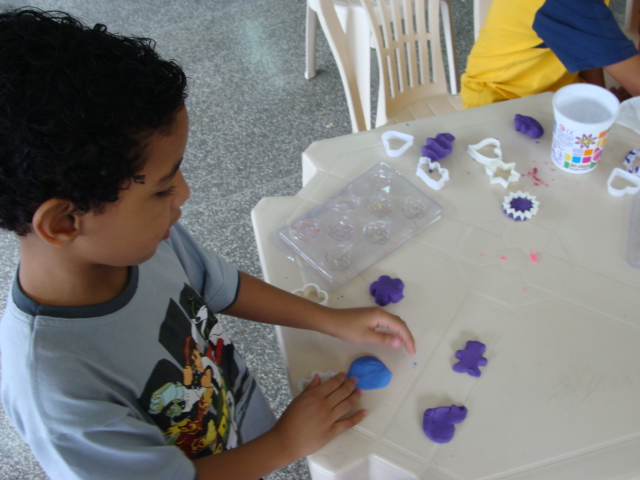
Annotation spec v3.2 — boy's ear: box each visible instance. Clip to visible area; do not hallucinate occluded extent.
[31,199,81,246]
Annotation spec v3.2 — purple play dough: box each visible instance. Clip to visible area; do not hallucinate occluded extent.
[453,340,488,377]
[421,133,455,160]
[504,196,534,222]
[514,114,544,139]
[369,275,404,306]
[423,405,468,443]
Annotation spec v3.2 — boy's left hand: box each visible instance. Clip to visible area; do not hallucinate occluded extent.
[325,307,416,355]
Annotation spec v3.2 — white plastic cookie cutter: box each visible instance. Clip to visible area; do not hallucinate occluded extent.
[381,130,414,157]
[297,371,338,392]
[291,283,329,305]
[416,156,450,190]
[485,159,521,188]
[467,138,503,166]
[607,168,640,197]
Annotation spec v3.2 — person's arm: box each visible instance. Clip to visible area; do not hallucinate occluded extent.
[604,53,640,97]
[223,272,416,354]
[194,373,365,480]
[579,67,605,88]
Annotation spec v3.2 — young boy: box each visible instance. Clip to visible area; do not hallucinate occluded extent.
[0,8,416,480]
[461,0,640,109]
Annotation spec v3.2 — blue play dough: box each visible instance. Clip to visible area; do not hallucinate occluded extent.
[453,340,488,377]
[422,405,467,443]
[347,355,392,390]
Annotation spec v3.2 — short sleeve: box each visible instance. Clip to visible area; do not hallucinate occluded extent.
[165,222,240,312]
[533,0,637,73]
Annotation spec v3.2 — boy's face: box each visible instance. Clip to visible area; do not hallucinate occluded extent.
[73,107,191,267]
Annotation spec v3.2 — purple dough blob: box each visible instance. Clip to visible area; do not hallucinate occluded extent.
[504,196,534,222]
[421,133,455,160]
[369,275,404,306]
[514,114,544,139]
[423,405,467,443]
[452,340,488,377]
[347,355,392,390]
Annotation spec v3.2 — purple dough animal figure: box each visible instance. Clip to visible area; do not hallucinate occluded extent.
[421,133,455,161]
[369,275,404,306]
[514,114,544,139]
[453,340,488,377]
[423,405,467,443]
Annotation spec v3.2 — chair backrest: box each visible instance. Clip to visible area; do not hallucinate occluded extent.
[473,0,492,40]
[361,0,450,127]
[315,0,368,132]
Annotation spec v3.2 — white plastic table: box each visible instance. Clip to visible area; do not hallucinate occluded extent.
[251,93,640,480]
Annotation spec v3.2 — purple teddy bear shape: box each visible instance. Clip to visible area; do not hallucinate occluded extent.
[423,405,468,443]
[421,133,455,161]
[514,114,544,139]
[453,340,488,377]
[369,275,404,306]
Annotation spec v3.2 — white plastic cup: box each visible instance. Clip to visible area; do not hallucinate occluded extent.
[550,84,620,174]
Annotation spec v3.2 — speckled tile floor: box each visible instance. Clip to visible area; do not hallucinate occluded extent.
[0,0,625,478]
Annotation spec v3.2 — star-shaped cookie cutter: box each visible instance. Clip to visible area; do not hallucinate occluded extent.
[416,156,450,190]
[467,138,503,166]
[381,130,414,157]
[485,159,521,188]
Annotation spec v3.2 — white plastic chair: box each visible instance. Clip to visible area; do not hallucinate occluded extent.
[306,0,458,132]
[361,0,462,128]
[473,0,492,40]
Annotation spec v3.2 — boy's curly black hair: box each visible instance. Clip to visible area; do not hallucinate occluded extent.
[0,8,188,236]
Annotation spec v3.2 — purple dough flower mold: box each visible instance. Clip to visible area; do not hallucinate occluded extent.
[503,191,539,221]
[514,114,544,139]
[347,355,392,390]
[453,340,488,377]
[423,405,467,443]
[421,133,455,161]
[369,275,404,306]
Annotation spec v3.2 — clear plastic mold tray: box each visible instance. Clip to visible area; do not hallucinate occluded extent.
[270,163,443,290]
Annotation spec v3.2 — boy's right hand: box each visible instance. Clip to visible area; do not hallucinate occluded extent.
[271,373,366,460]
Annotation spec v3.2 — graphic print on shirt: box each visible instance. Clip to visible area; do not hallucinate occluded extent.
[138,283,256,459]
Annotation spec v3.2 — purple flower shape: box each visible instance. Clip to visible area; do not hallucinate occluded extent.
[421,133,455,161]
[347,355,392,390]
[369,275,404,306]
[514,114,544,139]
[423,405,467,443]
[452,340,488,377]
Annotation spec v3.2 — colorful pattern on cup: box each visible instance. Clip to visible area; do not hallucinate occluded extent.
[552,120,610,173]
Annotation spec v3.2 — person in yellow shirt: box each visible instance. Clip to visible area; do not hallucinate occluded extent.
[461,0,640,109]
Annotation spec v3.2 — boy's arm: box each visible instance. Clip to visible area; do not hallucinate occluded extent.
[194,373,365,480]
[604,54,640,97]
[223,272,416,354]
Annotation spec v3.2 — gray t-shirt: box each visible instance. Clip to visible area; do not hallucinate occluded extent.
[0,222,275,479]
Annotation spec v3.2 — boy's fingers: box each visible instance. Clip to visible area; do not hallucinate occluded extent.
[373,315,416,354]
[333,409,367,434]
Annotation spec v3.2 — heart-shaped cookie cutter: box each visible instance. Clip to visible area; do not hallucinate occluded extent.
[607,168,640,197]
[381,130,414,157]
[416,157,450,190]
[467,138,503,166]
